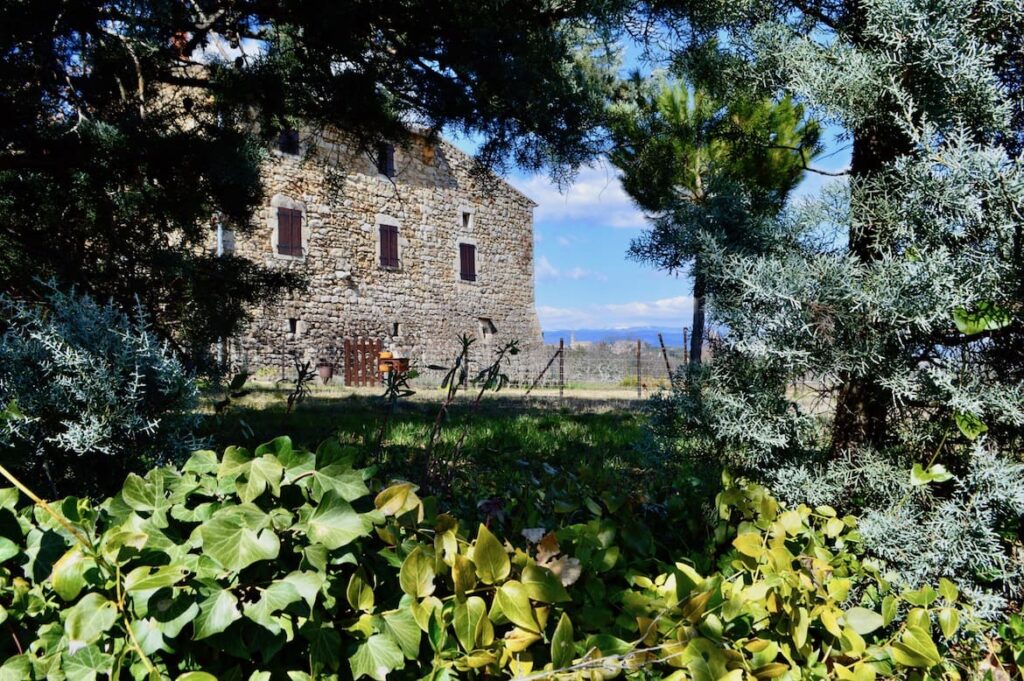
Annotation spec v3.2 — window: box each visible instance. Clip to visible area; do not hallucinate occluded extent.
[459,243,477,282]
[278,128,300,155]
[379,224,399,268]
[479,318,496,342]
[392,322,401,337]
[462,211,472,229]
[277,207,303,256]
[288,318,298,335]
[377,142,395,177]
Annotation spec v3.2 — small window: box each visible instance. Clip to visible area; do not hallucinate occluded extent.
[459,243,477,282]
[278,128,300,155]
[377,142,395,177]
[277,207,303,256]
[392,322,401,337]
[380,224,399,268]
[288,318,298,335]
[479,318,496,341]
[462,211,472,229]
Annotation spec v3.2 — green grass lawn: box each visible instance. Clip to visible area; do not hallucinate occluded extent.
[196,387,715,550]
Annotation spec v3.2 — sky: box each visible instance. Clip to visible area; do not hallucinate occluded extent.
[449,127,852,332]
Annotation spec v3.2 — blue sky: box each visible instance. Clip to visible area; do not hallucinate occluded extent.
[450,126,852,332]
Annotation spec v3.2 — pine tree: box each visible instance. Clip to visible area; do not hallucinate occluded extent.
[637,0,1024,607]
[608,78,821,363]
[0,1,626,363]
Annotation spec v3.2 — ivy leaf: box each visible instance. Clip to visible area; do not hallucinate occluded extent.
[453,596,488,651]
[938,578,959,603]
[218,446,253,480]
[61,644,113,681]
[938,608,960,640]
[123,565,187,592]
[0,655,31,681]
[910,464,954,487]
[399,547,436,598]
[0,537,17,564]
[243,580,302,634]
[51,547,93,601]
[193,588,241,640]
[349,634,405,681]
[310,464,369,502]
[472,524,510,584]
[307,492,372,550]
[382,608,421,659]
[65,593,118,649]
[890,626,942,668]
[235,455,284,503]
[452,554,476,600]
[954,411,988,441]
[733,532,763,558]
[844,607,884,635]
[496,580,539,632]
[953,301,1011,335]
[347,571,375,613]
[303,624,341,675]
[374,482,423,520]
[551,612,575,669]
[198,508,280,571]
[522,564,570,603]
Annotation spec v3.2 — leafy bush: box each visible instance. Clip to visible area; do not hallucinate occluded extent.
[0,437,986,679]
[0,287,200,496]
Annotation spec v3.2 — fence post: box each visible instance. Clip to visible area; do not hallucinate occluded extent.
[636,339,642,399]
[658,333,672,382]
[558,338,564,400]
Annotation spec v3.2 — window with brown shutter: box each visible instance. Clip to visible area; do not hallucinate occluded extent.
[380,224,399,268]
[459,243,476,281]
[277,207,303,256]
[377,143,395,177]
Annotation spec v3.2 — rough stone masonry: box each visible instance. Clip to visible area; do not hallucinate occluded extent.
[221,127,543,384]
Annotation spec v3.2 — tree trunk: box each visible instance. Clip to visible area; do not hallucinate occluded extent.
[690,268,706,366]
[829,116,910,454]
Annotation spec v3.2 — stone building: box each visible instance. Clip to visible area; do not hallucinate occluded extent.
[219,127,542,383]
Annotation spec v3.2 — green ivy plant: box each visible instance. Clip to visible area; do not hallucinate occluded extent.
[0,440,980,680]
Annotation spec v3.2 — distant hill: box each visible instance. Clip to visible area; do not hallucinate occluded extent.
[542,327,690,348]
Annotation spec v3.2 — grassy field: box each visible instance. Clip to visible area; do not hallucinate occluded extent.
[196,385,684,538]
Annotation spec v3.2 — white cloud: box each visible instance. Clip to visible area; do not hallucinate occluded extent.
[557,236,572,246]
[538,295,694,329]
[535,258,607,282]
[535,256,560,281]
[511,162,648,230]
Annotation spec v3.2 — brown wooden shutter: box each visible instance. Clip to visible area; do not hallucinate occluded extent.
[460,243,476,281]
[380,224,398,267]
[291,210,302,255]
[278,208,302,256]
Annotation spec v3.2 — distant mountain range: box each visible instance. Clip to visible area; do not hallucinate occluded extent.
[542,327,691,348]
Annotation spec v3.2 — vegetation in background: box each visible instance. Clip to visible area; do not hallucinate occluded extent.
[633,0,1024,616]
[0,0,626,365]
[0,287,200,497]
[608,79,821,364]
[0,434,988,680]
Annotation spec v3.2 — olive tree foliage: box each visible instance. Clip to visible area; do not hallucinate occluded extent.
[0,287,201,497]
[635,0,1024,612]
[0,0,627,364]
[607,77,821,363]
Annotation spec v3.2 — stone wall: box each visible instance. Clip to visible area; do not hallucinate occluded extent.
[223,128,543,382]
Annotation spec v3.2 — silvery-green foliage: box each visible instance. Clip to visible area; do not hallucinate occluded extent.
[654,0,1024,614]
[0,286,201,495]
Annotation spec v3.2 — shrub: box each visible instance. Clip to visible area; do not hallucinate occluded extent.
[0,287,200,496]
[0,437,987,679]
